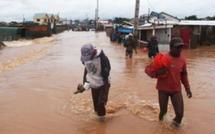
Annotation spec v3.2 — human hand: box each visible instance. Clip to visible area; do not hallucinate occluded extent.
[156,68,168,76]
[187,91,192,98]
[74,84,86,94]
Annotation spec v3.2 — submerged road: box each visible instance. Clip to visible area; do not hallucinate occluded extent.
[0,31,215,134]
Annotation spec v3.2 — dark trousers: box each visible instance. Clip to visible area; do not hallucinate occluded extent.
[158,90,184,124]
[91,83,110,116]
[126,50,133,58]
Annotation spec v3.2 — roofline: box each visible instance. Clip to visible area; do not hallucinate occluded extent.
[138,25,173,30]
[177,20,215,26]
[159,12,180,21]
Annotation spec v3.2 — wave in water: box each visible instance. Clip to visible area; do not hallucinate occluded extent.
[3,36,56,47]
[0,47,51,74]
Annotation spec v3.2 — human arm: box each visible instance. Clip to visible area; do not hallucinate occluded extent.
[100,51,111,84]
[156,42,159,53]
[83,68,87,84]
[181,63,192,98]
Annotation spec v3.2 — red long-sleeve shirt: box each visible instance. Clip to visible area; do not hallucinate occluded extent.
[145,54,190,93]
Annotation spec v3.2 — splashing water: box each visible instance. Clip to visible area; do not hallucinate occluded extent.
[60,92,173,123]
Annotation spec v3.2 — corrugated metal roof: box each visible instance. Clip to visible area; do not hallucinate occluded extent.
[138,24,173,30]
[158,20,215,26]
[138,20,215,29]
[160,12,180,21]
[33,13,55,19]
[178,20,215,26]
[104,24,113,28]
[140,23,152,27]
[33,13,48,19]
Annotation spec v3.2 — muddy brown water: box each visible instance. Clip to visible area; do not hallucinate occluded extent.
[0,31,215,134]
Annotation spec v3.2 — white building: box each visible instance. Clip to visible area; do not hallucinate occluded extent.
[33,13,60,25]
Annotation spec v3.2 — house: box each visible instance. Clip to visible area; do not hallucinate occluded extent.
[138,23,173,44]
[33,13,61,34]
[138,11,215,48]
[59,18,70,25]
[172,20,215,48]
[138,11,177,44]
[33,13,60,25]
[96,20,111,31]
[33,13,49,25]
[139,14,150,25]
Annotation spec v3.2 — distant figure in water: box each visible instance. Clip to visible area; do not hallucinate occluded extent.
[76,44,111,122]
[147,36,159,58]
[145,37,192,127]
[124,33,137,58]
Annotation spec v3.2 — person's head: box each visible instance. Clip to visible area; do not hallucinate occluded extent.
[80,44,97,63]
[128,33,133,39]
[169,37,184,57]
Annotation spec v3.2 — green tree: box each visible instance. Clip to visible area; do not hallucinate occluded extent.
[206,16,215,20]
[185,15,199,20]
[113,17,131,24]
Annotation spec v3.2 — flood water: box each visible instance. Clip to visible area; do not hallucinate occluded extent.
[0,31,215,134]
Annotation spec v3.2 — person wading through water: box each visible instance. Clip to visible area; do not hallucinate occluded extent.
[147,36,159,58]
[75,44,111,122]
[124,33,137,58]
[145,37,192,127]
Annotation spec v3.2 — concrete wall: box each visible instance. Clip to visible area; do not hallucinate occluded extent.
[139,28,171,44]
[105,27,113,37]
[155,29,171,44]
[33,18,48,25]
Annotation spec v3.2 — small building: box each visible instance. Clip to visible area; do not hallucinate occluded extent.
[104,24,113,37]
[138,11,215,48]
[172,20,215,48]
[59,18,70,25]
[33,13,59,25]
[96,20,112,31]
[138,23,173,44]
[33,13,49,25]
[33,13,62,34]
[138,11,178,44]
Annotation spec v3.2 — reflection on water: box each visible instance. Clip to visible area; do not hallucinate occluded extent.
[0,31,215,134]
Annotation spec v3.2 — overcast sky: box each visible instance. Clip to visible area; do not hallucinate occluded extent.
[0,0,214,22]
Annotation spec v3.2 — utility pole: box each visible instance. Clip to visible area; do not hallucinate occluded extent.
[22,14,25,24]
[95,0,99,31]
[134,0,140,39]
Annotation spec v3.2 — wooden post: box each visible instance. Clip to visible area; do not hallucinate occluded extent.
[95,0,99,31]
[134,0,140,34]
[134,0,140,46]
